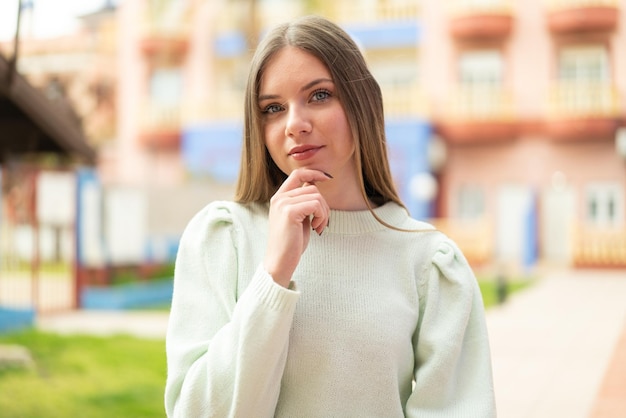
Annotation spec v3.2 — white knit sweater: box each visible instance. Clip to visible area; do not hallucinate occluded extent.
[165,201,496,417]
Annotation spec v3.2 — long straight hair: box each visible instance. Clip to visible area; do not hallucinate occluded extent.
[235,15,406,219]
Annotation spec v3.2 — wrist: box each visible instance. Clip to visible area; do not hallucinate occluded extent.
[263,262,293,288]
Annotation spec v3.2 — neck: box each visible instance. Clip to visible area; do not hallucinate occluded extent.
[317,179,371,211]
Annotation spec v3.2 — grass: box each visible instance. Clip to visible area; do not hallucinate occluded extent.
[0,273,533,417]
[0,329,166,418]
[478,276,534,308]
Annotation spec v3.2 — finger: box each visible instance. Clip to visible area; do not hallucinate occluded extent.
[271,189,327,224]
[277,168,333,193]
[310,197,331,234]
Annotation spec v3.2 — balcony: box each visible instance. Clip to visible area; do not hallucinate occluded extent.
[184,89,243,124]
[573,226,626,268]
[138,103,182,150]
[381,83,428,119]
[327,2,422,50]
[327,2,420,24]
[449,0,514,41]
[436,86,518,144]
[546,0,620,34]
[545,81,621,141]
[139,18,189,63]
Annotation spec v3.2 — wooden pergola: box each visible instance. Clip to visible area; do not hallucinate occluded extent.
[0,53,96,164]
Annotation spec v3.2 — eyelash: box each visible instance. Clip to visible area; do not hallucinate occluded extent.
[261,88,333,114]
[311,88,332,102]
[262,104,283,114]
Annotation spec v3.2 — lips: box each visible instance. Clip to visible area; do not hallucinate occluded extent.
[288,145,323,161]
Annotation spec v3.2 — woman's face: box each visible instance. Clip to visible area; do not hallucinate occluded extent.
[259,46,356,185]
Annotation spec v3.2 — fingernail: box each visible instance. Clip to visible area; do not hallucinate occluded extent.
[322,171,333,179]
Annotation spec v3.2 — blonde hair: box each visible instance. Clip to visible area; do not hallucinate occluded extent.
[235,15,406,217]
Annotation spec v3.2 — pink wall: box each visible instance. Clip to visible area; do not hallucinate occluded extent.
[110,0,146,186]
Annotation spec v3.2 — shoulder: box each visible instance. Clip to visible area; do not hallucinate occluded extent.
[385,204,447,253]
[187,200,267,225]
[181,200,268,243]
[387,206,473,282]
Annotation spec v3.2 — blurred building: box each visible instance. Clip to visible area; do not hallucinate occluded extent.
[0,4,97,319]
[3,0,624,294]
[421,0,626,271]
[3,0,430,287]
[178,0,431,217]
[122,0,433,264]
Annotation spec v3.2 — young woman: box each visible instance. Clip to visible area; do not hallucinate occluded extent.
[165,15,496,418]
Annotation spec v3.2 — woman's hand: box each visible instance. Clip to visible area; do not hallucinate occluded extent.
[264,168,332,287]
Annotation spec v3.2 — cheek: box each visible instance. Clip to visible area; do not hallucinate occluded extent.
[332,112,354,151]
[264,124,278,148]
[263,124,286,165]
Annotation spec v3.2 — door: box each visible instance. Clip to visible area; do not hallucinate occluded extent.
[496,184,534,268]
[542,185,576,264]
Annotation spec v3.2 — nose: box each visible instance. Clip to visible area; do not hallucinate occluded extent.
[285,105,312,137]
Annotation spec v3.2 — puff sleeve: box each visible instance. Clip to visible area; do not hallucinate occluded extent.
[164,202,300,418]
[406,238,496,417]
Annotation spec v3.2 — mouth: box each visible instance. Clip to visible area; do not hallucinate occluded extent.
[288,145,323,161]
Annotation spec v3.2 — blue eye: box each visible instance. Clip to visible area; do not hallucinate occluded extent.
[263,104,283,114]
[311,89,331,102]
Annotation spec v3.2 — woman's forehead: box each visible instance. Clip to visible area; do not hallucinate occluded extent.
[259,47,332,92]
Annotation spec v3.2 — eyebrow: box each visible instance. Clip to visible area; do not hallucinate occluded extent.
[258,78,334,102]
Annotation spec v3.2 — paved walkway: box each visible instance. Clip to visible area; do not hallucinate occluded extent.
[35,268,626,417]
[37,310,169,340]
[486,268,626,418]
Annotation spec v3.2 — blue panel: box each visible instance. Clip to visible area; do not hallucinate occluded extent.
[523,191,539,270]
[76,168,103,267]
[81,280,173,310]
[385,119,433,219]
[346,21,421,49]
[182,122,243,181]
[214,31,247,57]
[183,119,434,219]
[0,307,35,334]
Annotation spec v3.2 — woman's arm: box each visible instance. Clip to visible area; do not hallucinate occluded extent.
[165,203,300,418]
[406,238,496,417]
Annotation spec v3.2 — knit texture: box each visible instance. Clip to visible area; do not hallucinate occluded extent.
[165,201,496,417]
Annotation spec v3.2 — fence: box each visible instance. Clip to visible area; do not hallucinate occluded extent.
[0,166,77,315]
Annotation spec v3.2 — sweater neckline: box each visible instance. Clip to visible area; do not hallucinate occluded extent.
[327,202,408,234]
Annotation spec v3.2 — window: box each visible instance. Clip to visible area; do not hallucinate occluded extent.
[459,50,503,87]
[457,184,485,220]
[557,45,612,113]
[558,45,609,83]
[586,183,623,227]
[458,50,504,116]
[370,56,418,89]
[150,68,182,105]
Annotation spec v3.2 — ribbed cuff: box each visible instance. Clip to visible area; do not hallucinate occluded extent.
[247,265,300,313]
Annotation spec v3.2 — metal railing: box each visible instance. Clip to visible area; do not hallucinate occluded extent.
[327,1,421,24]
[140,102,183,132]
[449,0,514,15]
[0,167,77,314]
[183,91,244,124]
[573,225,626,267]
[430,218,494,266]
[547,81,621,118]
[381,83,429,118]
[444,85,515,121]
